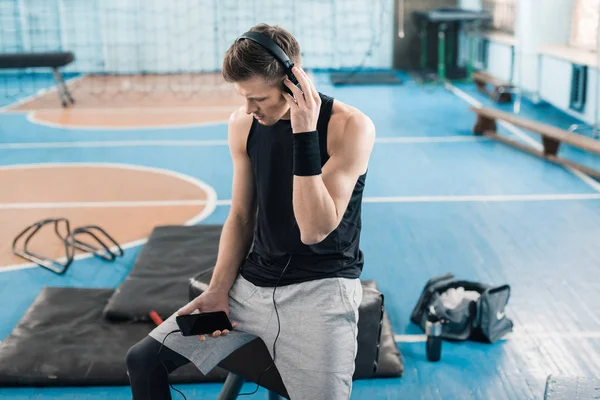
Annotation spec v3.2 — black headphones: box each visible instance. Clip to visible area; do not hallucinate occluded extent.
[236,31,301,95]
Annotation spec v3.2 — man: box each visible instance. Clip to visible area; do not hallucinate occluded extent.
[126,23,375,399]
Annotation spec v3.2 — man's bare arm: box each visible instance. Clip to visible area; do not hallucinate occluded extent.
[208,109,256,293]
[292,113,375,244]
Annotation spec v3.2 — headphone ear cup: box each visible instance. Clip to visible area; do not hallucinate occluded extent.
[282,81,293,96]
[288,72,301,91]
[282,71,301,96]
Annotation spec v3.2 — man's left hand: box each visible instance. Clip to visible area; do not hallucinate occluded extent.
[282,66,322,134]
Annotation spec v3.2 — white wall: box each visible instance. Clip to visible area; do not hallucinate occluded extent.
[463,0,599,126]
[539,56,573,111]
[515,0,576,93]
[486,41,513,82]
[459,0,482,10]
[537,56,599,126]
[519,0,600,126]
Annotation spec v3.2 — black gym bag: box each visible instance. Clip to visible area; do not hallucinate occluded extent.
[410,272,513,343]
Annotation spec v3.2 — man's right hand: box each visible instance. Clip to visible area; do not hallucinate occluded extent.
[176,289,238,341]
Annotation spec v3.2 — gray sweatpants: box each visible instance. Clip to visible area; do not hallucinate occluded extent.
[149,273,363,400]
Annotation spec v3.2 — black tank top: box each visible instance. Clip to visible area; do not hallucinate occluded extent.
[240,93,366,287]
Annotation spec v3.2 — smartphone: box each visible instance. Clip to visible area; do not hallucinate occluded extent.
[176,311,233,336]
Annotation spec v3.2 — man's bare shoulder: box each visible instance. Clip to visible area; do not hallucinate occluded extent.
[327,99,375,148]
[229,106,254,132]
[228,106,254,150]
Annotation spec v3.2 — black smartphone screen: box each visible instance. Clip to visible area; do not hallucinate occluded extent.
[176,311,233,336]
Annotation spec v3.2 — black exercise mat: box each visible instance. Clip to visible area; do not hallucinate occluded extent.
[377,309,404,377]
[0,287,229,387]
[330,71,403,85]
[356,281,404,379]
[103,225,222,321]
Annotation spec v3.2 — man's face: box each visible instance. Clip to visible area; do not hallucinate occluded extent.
[234,75,290,126]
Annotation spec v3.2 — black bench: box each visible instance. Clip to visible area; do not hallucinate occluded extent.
[0,52,76,107]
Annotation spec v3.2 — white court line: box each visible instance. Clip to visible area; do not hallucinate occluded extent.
[445,81,483,108]
[3,189,598,269]
[0,200,211,210]
[375,136,487,144]
[26,113,227,131]
[362,193,600,203]
[0,162,217,272]
[0,330,593,345]
[1,330,598,345]
[394,330,600,343]
[445,82,600,193]
[0,140,230,149]
[498,120,542,149]
[3,193,600,210]
[508,331,600,339]
[0,136,487,150]
[445,82,542,149]
[24,106,239,114]
[490,120,600,192]
[394,334,428,343]
[566,166,600,192]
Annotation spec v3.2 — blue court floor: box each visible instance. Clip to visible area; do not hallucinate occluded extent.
[1,72,599,399]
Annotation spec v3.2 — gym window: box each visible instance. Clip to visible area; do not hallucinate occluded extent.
[570,0,599,51]
[482,0,516,34]
[569,64,588,113]
[475,39,489,70]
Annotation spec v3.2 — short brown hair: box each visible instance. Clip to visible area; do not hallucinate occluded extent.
[222,23,301,84]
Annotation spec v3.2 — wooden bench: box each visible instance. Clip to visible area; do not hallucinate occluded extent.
[471,106,600,179]
[0,52,75,107]
[472,71,514,103]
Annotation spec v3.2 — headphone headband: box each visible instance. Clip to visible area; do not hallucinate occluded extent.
[236,31,295,71]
